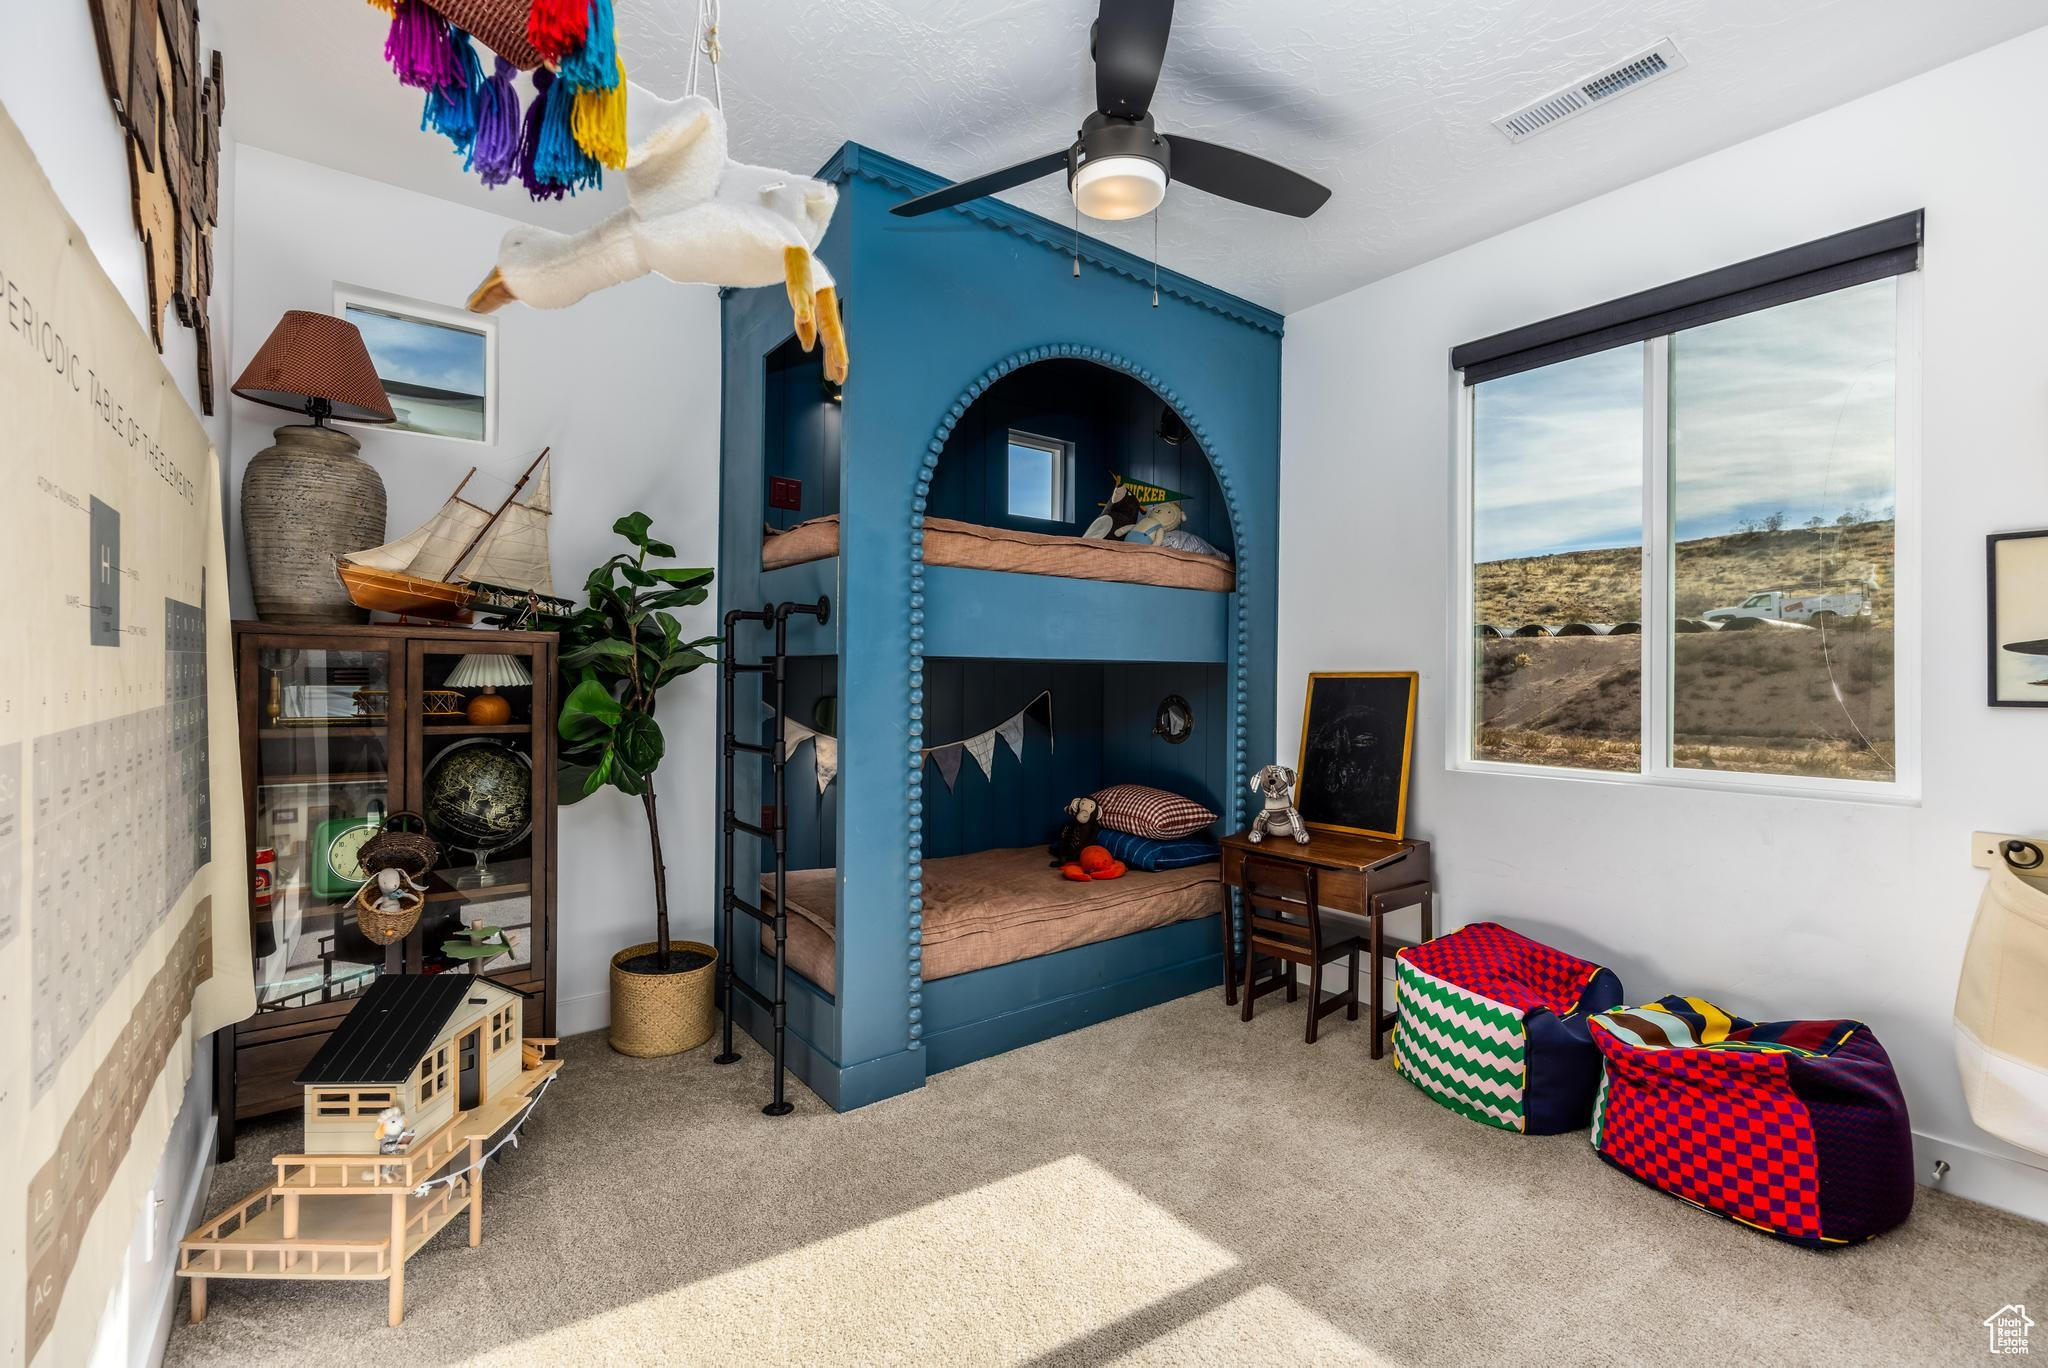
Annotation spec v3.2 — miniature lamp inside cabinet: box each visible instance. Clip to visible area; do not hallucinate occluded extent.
[444,653,532,725]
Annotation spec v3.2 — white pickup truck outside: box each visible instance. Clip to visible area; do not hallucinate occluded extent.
[1701,590,1867,625]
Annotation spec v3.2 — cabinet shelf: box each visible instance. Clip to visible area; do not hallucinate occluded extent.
[225,621,558,1164]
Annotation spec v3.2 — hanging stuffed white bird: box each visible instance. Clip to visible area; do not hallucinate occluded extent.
[467,87,848,382]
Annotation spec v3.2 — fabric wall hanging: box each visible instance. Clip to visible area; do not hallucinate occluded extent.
[0,108,254,1366]
[922,692,1054,793]
[81,0,226,411]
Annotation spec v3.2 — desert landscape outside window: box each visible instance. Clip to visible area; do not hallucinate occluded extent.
[1466,276,1902,786]
[1471,343,1645,772]
[1668,278,1896,781]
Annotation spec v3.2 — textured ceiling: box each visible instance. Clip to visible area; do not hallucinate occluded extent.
[211,0,2044,313]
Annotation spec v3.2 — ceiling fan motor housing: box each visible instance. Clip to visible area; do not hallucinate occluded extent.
[1071,112,1171,185]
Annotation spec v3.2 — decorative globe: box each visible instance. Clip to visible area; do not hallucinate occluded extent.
[422,740,532,851]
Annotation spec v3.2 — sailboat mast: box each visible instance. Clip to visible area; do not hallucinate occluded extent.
[448,447,549,579]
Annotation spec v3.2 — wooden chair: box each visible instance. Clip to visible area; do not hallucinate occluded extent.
[1236,856,1361,1044]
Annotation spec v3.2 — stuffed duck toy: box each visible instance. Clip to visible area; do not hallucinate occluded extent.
[466,87,848,382]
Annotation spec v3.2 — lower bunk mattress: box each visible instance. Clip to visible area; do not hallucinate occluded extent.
[759,844,1221,994]
[762,515,1236,593]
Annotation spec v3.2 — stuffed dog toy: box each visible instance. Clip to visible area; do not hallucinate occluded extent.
[1247,764,1309,844]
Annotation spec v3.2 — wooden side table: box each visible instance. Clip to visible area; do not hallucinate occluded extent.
[1219,830,1433,1058]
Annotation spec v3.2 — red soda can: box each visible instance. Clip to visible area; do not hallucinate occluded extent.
[253,847,275,908]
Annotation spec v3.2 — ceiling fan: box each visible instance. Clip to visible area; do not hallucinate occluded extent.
[889,0,1331,223]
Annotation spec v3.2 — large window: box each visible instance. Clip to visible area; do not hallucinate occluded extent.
[1458,251,1915,795]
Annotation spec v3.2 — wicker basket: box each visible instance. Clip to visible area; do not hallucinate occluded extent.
[351,879,424,946]
[361,811,439,880]
[609,940,718,1057]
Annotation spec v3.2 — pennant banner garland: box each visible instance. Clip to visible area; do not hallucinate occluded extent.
[765,692,1053,795]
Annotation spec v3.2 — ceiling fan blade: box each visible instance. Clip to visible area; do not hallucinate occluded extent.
[889,150,1071,217]
[1093,0,1175,118]
[1162,136,1330,217]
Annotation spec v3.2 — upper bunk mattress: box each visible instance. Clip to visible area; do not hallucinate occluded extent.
[759,844,1220,994]
[763,515,1235,593]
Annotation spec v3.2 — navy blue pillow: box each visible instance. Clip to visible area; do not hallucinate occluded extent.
[1095,828,1221,872]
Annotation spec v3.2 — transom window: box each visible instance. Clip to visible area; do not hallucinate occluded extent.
[1454,221,1919,798]
[1005,430,1071,522]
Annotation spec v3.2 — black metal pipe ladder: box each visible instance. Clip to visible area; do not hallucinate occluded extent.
[715,595,830,1116]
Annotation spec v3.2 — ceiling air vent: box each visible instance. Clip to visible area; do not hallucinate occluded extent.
[1492,38,1688,143]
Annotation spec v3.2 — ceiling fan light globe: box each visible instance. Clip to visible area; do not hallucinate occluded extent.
[1071,155,1167,221]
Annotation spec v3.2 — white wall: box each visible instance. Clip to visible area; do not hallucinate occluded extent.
[1280,25,2048,1221]
[226,146,724,1039]
[4,8,237,1367]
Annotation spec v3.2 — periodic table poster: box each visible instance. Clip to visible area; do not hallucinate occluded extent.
[0,108,252,1364]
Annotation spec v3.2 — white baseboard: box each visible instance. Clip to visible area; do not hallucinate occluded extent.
[140,1107,214,1368]
[1915,1130,2048,1224]
[555,989,610,1040]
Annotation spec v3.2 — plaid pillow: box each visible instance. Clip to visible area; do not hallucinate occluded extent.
[1095,828,1220,871]
[1091,785,1218,840]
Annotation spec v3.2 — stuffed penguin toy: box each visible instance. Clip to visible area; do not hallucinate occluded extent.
[1083,484,1147,540]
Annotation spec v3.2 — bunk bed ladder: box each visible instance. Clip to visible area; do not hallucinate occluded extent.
[716,595,831,1116]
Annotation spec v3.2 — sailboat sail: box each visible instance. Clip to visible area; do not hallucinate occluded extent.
[341,495,494,580]
[459,455,555,594]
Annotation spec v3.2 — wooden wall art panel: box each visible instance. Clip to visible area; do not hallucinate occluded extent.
[86,0,224,413]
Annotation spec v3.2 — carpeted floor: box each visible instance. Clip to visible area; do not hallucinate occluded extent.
[165,992,2046,1367]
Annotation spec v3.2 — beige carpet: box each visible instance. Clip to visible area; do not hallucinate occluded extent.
[166,992,2047,1367]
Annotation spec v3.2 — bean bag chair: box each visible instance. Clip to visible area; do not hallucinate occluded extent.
[1394,922,1623,1134]
[1589,997,1914,1247]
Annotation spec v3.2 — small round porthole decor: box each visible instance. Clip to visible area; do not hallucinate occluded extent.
[1154,694,1194,744]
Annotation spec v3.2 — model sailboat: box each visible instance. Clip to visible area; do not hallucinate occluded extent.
[337,449,575,621]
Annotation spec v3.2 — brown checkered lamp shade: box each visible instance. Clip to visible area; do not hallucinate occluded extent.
[231,311,396,423]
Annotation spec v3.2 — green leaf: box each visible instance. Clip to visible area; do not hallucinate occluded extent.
[619,563,656,588]
[616,710,665,773]
[559,676,623,743]
[648,566,712,586]
[612,512,654,545]
[562,639,637,669]
[642,539,677,559]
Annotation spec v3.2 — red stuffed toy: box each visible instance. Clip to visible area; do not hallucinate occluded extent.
[1061,845,1126,881]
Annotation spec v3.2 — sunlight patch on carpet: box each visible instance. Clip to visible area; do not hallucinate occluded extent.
[490,1156,1239,1364]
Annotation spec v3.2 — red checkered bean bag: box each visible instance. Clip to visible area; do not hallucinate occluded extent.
[1589,996,1914,1247]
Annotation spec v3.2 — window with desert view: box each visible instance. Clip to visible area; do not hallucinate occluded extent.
[1469,277,1899,784]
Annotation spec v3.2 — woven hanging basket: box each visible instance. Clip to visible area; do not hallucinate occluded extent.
[351,879,425,946]
[424,0,544,69]
[360,810,440,880]
[609,941,719,1057]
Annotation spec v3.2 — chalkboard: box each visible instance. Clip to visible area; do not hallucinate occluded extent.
[1294,672,1417,839]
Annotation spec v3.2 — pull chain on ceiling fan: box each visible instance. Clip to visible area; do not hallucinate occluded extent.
[890,0,1330,223]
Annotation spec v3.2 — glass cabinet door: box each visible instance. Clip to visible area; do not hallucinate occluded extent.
[405,641,547,987]
[246,640,399,1012]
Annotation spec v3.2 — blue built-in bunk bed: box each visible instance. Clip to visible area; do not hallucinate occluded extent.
[717,144,1281,1110]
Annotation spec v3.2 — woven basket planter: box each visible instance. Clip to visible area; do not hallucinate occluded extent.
[609,940,718,1057]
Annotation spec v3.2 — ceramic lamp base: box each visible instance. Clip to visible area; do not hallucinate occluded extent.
[465,688,513,725]
[241,423,387,624]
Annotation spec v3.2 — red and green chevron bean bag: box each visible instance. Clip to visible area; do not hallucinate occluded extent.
[1393,922,1623,1134]
[1588,997,1914,1247]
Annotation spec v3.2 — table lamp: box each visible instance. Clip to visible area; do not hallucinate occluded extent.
[445,653,533,725]
[232,310,396,625]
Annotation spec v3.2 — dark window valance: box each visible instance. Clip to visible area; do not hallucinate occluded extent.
[1451,210,1922,386]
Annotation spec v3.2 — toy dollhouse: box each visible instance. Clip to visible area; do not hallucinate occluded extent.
[177,976,560,1327]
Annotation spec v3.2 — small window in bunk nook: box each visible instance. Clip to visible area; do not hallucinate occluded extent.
[1006,431,1073,523]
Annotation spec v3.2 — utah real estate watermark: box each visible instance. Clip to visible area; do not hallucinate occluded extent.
[1986,1305,2034,1355]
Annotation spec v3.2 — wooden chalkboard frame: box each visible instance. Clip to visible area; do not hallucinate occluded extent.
[1293,671,1418,840]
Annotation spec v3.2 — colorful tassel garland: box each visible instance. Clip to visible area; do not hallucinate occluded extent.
[557,0,619,92]
[519,69,567,200]
[385,0,463,91]
[571,59,628,169]
[470,57,523,187]
[421,29,486,153]
[364,0,396,13]
[535,67,603,194]
[526,0,589,64]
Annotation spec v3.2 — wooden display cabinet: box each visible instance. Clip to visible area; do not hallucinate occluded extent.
[216,622,558,1159]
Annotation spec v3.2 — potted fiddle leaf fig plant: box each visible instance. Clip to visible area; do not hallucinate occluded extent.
[553,512,722,1057]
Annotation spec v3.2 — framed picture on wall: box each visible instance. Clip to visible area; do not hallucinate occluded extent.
[1294,672,1418,839]
[333,284,497,443]
[1988,530,2048,707]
